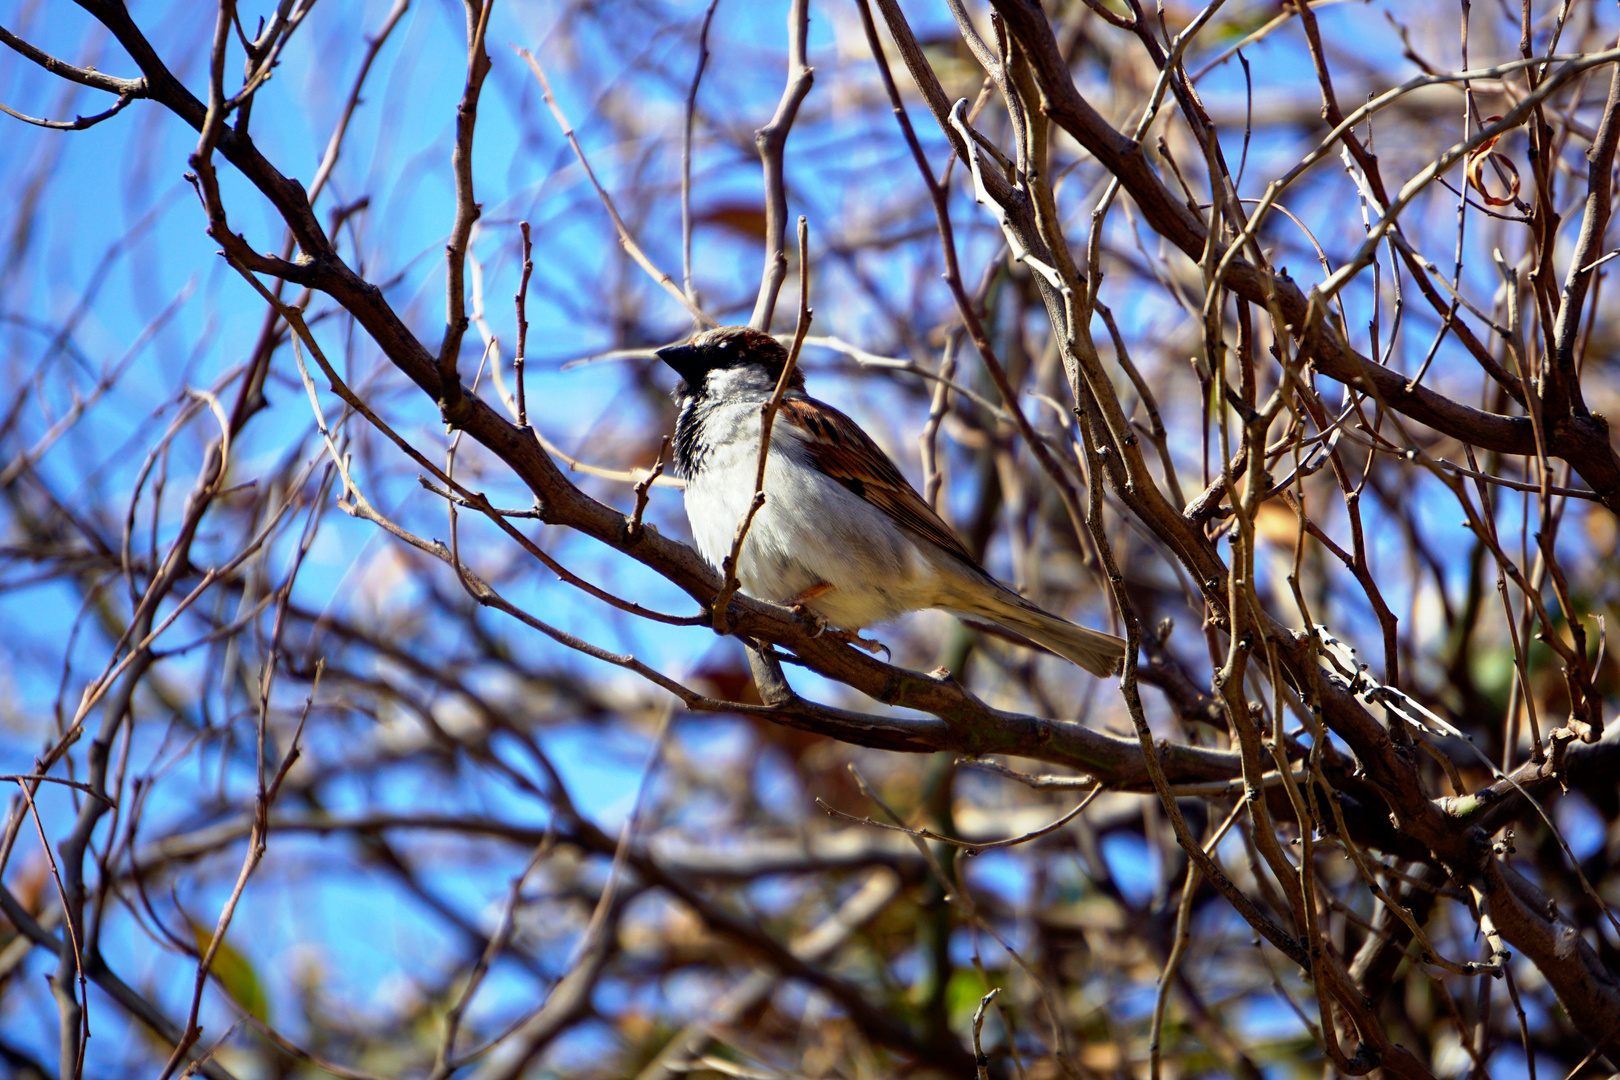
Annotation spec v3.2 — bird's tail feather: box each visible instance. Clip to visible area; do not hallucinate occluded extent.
[954,587,1125,677]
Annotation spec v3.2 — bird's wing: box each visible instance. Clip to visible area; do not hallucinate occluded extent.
[777,396,979,567]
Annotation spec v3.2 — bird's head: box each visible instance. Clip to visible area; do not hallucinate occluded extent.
[656,325,804,400]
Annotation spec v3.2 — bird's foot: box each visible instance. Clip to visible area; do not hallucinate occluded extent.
[787,605,888,658]
[781,584,889,658]
[792,603,829,638]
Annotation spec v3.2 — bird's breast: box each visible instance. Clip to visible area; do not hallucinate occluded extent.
[681,413,945,627]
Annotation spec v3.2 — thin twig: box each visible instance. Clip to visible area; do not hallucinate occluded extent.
[627,437,669,543]
[681,0,721,310]
[818,784,1101,853]
[436,0,495,417]
[513,220,533,428]
[713,217,811,630]
[748,0,814,331]
[972,988,1001,1080]
[517,47,714,328]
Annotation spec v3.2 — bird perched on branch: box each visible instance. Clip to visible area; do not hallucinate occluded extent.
[658,325,1125,677]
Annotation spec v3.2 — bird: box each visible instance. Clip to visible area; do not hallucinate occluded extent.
[656,325,1126,677]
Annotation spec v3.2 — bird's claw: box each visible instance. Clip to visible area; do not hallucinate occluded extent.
[832,628,889,659]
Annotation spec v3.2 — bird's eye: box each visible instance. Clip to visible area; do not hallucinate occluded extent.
[717,341,731,350]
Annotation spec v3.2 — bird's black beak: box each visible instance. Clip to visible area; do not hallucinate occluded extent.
[655,342,706,386]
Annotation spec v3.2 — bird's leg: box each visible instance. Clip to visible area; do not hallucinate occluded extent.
[782,581,834,607]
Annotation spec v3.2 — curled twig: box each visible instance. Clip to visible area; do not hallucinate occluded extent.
[1465,114,1523,207]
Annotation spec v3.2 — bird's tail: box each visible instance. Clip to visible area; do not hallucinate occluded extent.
[953,585,1125,677]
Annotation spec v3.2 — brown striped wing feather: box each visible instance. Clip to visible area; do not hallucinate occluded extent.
[777,397,979,568]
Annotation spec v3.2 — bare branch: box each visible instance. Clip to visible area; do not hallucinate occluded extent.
[436,0,494,417]
[517,46,715,329]
[747,0,813,331]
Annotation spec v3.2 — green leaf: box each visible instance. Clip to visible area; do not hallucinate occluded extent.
[192,921,270,1023]
[945,968,996,1027]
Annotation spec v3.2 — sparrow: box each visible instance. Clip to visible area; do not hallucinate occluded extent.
[657,325,1126,677]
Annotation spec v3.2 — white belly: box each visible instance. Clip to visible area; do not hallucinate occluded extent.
[684,432,942,629]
